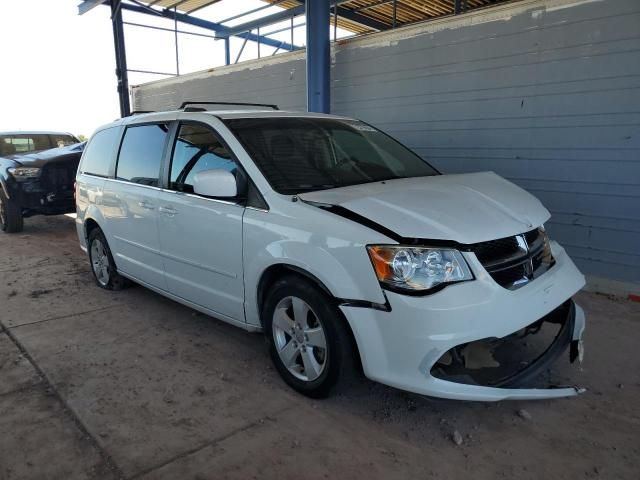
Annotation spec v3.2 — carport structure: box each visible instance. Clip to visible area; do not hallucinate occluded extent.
[79,0,640,295]
[78,0,504,116]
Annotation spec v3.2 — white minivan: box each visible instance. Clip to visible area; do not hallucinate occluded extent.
[76,103,586,401]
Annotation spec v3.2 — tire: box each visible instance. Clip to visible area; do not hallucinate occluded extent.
[0,188,23,233]
[87,228,130,290]
[263,275,358,398]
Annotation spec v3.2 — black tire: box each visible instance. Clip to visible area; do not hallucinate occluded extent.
[0,188,23,233]
[263,275,358,398]
[87,227,130,290]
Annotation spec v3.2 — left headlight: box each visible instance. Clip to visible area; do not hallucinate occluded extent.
[367,245,474,294]
[8,167,41,180]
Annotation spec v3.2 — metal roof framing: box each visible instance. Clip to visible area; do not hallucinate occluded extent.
[78,0,510,117]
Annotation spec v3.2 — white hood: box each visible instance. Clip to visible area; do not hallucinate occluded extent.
[299,172,550,244]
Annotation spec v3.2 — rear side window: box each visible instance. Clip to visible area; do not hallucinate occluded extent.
[169,124,237,193]
[80,127,121,177]
[116,124,168,187]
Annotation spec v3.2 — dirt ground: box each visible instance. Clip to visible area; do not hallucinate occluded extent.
[0,215,638,480]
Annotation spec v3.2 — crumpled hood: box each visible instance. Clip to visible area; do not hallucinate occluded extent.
[11,142,85,168]
[299,172,550,244]
[3,142,86,168]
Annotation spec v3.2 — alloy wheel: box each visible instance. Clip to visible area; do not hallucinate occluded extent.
[90,238,110,287]
[272,296,328,382]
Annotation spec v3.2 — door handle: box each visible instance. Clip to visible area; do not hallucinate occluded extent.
[158,206,178,216]
[138,201,154,210]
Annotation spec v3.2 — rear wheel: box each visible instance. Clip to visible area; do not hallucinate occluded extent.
[88,228,129,290]
[263,275,358,398]
[0,189,23,233]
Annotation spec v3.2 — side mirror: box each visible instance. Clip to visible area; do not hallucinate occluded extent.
[192,169,237,198]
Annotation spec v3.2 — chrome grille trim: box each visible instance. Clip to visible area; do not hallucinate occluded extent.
[471,228,555,290]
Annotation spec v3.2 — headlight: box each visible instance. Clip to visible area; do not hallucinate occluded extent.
[8,167,41,180]
[367,245,473,293]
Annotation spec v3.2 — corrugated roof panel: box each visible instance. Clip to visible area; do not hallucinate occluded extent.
[261,0,509,32]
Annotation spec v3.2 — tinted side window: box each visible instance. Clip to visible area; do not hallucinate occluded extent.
[169,124,237,193]
[117,124,168,186]
[80,127,121,177]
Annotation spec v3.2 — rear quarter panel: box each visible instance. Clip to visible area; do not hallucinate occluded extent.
[75,173,107,252]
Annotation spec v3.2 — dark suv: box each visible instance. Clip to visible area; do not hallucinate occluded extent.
[0,131,83,233]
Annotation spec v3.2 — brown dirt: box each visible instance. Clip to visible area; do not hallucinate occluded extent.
[0,215,638,480]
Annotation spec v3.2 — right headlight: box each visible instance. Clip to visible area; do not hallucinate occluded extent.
[367,245,474,294]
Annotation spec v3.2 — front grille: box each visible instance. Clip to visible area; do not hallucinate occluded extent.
[40,159,79,192]
[471,228,554,290]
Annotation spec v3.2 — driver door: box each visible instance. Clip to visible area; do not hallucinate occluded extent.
[156,122,245,322]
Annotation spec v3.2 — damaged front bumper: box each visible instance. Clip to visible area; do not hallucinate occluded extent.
[431,300,585,393]
[340,241,586,401]
[10,180,75,216]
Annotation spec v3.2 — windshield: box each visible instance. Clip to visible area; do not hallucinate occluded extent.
[224,117,438,194]
[0,133,79,156]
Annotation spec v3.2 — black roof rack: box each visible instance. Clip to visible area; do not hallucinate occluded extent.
[127,110,155,116]
[179,101,279,112]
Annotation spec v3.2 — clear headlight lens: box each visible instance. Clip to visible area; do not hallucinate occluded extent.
[367,245,474,293]
[8,167,41,180]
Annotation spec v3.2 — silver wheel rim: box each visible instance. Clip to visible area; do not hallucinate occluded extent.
[90,238,110,287]
[272,296,327,382]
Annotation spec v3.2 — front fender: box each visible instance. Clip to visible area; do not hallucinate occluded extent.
[242,204,390,327]
[0,175,10,199]
[0,159,17,199]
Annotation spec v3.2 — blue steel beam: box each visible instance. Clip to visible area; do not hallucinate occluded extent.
[224,37,230,65]
[78,0,106,15]
[333,5,389,30]
[118,2,297,50]
[297,0,389,31]
[306,0,330,113]
[216,5,306,38]
[216,0,390,40]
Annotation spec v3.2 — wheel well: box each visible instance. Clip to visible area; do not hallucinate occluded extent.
[257,264,363,372]
[257,264,334,316]
[84,218,100,241]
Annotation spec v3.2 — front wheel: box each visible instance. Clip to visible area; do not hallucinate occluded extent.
[0,188,23,233]
[263,275,358,398]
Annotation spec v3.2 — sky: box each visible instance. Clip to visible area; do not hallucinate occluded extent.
[0,0,350,137]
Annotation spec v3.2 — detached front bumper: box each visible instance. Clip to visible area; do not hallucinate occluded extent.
[341,241,586,401]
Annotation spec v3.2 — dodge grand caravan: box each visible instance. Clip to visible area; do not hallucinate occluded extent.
[75,103,586,401]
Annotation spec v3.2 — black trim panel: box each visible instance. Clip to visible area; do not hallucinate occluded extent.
[337,296,392,312]
[321,205,403,242]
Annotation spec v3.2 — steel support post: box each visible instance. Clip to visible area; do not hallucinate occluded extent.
[111,0,130,117]
[305,0,330,113]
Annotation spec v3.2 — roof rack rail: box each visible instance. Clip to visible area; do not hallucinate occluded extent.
[127,110,155,116]
[179,101,279,111]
